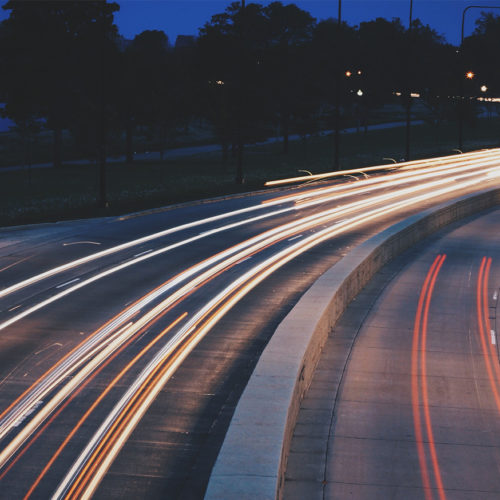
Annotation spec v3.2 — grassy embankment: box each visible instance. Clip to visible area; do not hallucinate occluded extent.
[1,116,499,227]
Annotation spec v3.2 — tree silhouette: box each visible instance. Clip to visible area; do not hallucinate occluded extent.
[1,0,119,168]
[263,2,316,153]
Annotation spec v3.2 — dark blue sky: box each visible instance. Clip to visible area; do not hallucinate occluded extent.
[2,1,500,46]
[113,0,500,46]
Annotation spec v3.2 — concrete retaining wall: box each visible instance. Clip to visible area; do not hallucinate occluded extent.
[205,188,500,500]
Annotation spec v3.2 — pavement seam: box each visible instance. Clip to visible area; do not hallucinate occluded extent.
[320,262,404,499]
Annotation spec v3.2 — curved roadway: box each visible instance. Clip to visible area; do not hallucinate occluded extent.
[285,207,500,499]
[0,150,499,498]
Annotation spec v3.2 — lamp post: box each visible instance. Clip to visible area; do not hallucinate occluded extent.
[334,0,342,170]
[98,6,108,209]
[235,0,245,185]
[458,5,500,150]
[405,0,413,161]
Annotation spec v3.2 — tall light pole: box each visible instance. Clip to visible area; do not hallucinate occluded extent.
[236,0,245,185]
[458,5,500,151]
[334,0,342,170]
[405,0,413,161]
[98,5,108,209]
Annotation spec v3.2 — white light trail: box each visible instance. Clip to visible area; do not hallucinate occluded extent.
[0,150,498,498]
[54,165,500,499]
[3,151,500,334]
[264,148,500,186]
[2,158,500,452]
[1,149,499,304]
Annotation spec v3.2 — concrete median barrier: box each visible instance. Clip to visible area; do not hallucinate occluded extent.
[205,187,500,500]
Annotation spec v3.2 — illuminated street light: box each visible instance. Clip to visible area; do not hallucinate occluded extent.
[345,70,352,77]
[235,0,245,185]
[357,89,363,96]
[481,85,488,92]
[466,71,474,79]
[334,0,342,170]
[459,5,500,150]
[405,0,413,161]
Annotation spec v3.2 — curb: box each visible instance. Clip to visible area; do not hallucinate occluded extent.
[204,187,500,500]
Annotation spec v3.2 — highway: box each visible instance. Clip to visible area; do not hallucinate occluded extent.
[285,206,500,499]
[1,149,500,499]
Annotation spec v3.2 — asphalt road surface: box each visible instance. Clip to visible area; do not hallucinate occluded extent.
[285,207,500,499]
[0,150,500,499]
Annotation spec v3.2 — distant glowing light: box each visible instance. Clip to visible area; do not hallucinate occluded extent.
[478,96,500,102]
[481,85,488,92]
[357,89,363,96]
[345,70,352,77]
[466,71,475,79]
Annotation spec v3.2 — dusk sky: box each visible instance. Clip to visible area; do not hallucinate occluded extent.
[2,0,500,46]
[113,0,500,46]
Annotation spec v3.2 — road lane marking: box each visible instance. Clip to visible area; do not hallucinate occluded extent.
[62,241,101,246]
[492,330,497,345]
[12,401,43,428]
[493,290,498,301]
[56,278,80,289]
[8,305,21,312]
[133,249,153,258]
[287,235,302,242]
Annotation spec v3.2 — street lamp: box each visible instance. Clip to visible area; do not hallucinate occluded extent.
[235,0,245,185]
[334,0,342,170]
[98,7,108,209]
[458,5,500,150]
[405,0,413,161]
[481,85,488,92]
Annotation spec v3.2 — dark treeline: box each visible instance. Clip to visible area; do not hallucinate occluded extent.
[1,1,499,176]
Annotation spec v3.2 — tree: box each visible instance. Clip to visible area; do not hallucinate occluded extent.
[263,2,316,153]
[407,20,455,126]
[198,2,271,182]
[310,18,358,131]
[0,1,119,169]
[121,30,178,161]
[357,18,406,105]
[463,13,500,96]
